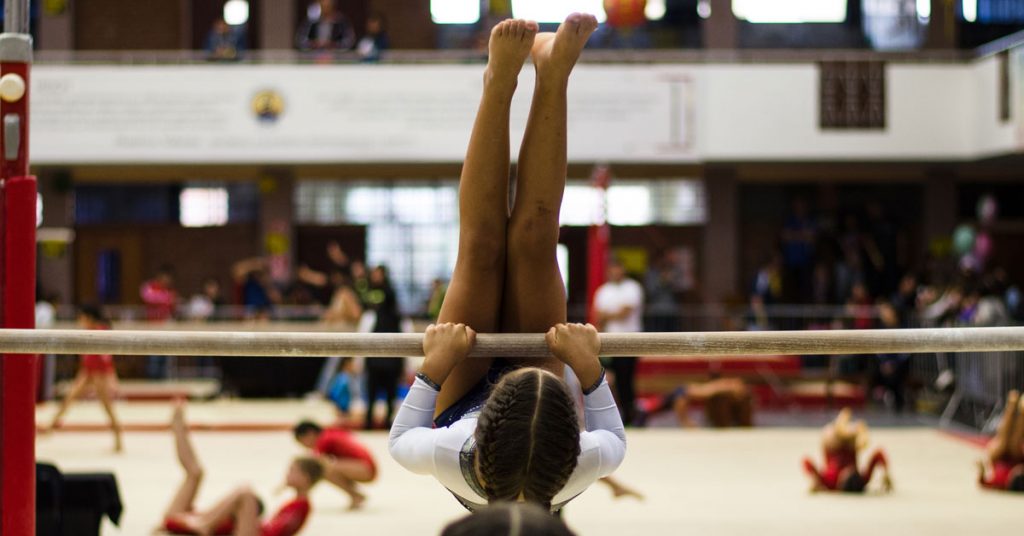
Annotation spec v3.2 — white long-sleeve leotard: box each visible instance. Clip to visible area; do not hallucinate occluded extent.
[388,375,626,509]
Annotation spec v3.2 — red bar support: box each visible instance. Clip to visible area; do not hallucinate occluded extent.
[1,176,37,536]
[1,26,36,536]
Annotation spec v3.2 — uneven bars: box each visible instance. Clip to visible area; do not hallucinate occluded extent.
[0,326,1023,358]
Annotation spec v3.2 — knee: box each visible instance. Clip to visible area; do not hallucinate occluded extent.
[508,213,559,258]
[458,233,505,269]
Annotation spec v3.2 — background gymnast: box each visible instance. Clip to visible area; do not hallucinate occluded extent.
[293,419,377,509]
[977,390,1024,492]
[388,13,627,512]
[162,402,321,536]
[44,305,124,452]
[802,408,893,493]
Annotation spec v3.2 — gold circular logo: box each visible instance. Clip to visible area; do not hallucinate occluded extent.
[251,90,284,122]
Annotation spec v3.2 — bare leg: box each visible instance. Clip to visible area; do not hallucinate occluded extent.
[599,475,644,500]
[862,449,892,492]
[47,373,89,431]
[803,458,827,492]
[164,402,204,519]
[435,18,539,415]
[94,375,124,452]
[191,486,261,535]
[323,458,375,509]
[501,13,598,376]
[988,390,1019,462]
[1010,395,1024,462]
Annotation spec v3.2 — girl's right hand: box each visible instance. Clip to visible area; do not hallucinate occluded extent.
[546,323,603,388]
[420,323,477,386]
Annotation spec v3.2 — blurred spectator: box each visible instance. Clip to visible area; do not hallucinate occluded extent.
[600,0,652,48]
[140,265,177,322]
[232,257,281,319]
[296,0,356,51]
[205,18,245,61]
[872,302,910,412]
[186,278,224,321]
[753,254,784,304]
[594,259,644,426]
[36,293,58,400]
[322,271,363,325]
[363,265,404,430]
[890,273,918,328]
[781,198,816,302]
[356,13,389,62]
[644,254,680,332]
[140,265,177,378]
[845,282,875,330]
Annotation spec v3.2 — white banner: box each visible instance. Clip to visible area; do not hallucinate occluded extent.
[29,64,695,164]
[1014,45,1024,150]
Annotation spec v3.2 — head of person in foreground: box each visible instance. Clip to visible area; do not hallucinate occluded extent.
[441,502,577,536]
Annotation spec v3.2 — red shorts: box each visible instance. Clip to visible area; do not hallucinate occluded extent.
[81,354,115,375]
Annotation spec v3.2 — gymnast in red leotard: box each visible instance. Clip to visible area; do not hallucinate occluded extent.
[162,402,322,536]
[45,305,124,452]
[802,408,893,493]
[978,390,1024,492]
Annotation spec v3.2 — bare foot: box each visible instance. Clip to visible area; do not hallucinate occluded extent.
[610,483,645,501]
[485,19,538,88]
[171,399,187,431]
[114,434,124,453]
[348,492,366,511]
[531,13,599,80]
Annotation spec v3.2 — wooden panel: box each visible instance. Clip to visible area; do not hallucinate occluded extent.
[74,0,184,50]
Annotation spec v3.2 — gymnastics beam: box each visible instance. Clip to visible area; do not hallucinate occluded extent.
[0,326,1022,359]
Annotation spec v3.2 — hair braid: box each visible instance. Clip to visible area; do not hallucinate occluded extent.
[476,369,581,509]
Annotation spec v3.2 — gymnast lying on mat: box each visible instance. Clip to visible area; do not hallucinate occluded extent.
[161,402,322,536]
[802,408,893,493]
[388,14,626,513]
[977,390,1024,492]
[634,378,753,428]
[293,420,377,510]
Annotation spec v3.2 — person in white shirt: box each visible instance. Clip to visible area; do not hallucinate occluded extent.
[593,259,645,425]
[389,14,624,513]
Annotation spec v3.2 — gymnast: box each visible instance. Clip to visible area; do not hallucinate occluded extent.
[635,378,753,428]
[977,390,1024,492]
[162,402,321,536]
[802,408,893,493]
[389,14,627,512]
[293,420,377,509]
[45,305,124,452]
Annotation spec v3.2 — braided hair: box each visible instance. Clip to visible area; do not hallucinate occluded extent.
[475,368,581,509]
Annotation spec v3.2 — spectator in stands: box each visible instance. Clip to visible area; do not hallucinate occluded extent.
[141,265,178,378]
[871,301,910,412]
[644,253,679,332]
[322,271,363,326]
[845,282,875,330]
[296,0,356,51]
[594,258,644,426]
[186,278,223,321]
[781,198,817,302]
[357,13,389,62]
[753,253,784,304]
[205,17,245,61]
[232,257,282,319]
[890,273,918,328]
[363,265,405,429]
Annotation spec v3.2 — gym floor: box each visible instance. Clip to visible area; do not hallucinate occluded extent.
[35,400,1022,535]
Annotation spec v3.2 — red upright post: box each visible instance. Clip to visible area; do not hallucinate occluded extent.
[0,2,37,533]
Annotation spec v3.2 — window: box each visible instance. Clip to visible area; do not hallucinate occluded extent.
[559,180,706,226]
[223,0,249,26]
[963,0,1024,22]
[732,0,847,23]
[431,0,480,24]
[180,187,229,228]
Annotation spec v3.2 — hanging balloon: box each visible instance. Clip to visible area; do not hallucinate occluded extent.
[973,232,993,260]
[952,224,976,256]
[977,194,998,225]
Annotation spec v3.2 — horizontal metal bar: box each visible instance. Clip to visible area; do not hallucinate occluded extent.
[1,327,1023,359]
